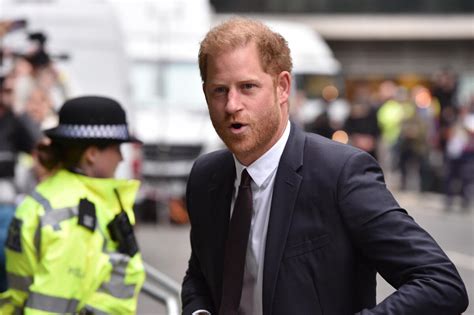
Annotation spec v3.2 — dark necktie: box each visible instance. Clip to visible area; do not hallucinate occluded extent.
[219,169,253,315]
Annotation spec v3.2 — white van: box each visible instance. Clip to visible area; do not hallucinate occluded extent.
[0,0,135,179]
[110,0,223,211]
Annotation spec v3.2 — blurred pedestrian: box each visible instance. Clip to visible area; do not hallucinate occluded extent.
[396,101,429,191]
[432,68,459,153]
[24,86,56,130]
[9,32,67,114]
[181,17,468,315]
[17,86,58,187]
[445,108,474,211]
[344,101,380,159]
[0,76,38,294]
[377,84,408,168]
[25,32,68,111]
[408,86,442,192]
[304,85,346,139]
[1,96,145,314]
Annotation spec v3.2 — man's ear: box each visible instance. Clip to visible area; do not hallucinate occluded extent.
[277,71,291,106]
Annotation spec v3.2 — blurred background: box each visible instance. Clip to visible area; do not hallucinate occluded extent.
[0,0,473,314]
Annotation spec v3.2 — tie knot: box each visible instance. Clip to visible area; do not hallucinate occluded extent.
[240,169,252,187]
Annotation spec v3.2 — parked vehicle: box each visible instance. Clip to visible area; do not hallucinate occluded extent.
[110,0,223,222]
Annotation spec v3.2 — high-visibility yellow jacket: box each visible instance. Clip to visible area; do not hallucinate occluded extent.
[1,170,145,314]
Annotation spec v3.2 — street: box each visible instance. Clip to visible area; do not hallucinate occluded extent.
[135,189,474,315]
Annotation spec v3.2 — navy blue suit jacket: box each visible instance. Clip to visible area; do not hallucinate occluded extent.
[182,123,468,314]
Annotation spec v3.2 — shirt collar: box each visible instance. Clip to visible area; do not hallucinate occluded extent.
[234,121,291,188]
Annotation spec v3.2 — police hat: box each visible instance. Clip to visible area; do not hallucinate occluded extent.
[44,96,141,143]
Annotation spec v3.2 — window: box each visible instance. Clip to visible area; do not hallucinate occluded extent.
[130,61,205,109]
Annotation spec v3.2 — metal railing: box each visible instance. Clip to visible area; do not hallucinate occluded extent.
[141,261,182,315]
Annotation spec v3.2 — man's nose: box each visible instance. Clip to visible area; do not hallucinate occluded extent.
[225,88,242,114]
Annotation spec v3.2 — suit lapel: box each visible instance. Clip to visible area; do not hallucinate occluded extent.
[209,162,235,226]
[263,124,305,315]
[208,152,235,305]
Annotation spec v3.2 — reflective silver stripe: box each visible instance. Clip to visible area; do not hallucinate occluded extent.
[98,224,108,252]
[41,207,78,228]
[7,273,33,292]
[30,190,61,231]
[82,305,109,315]
[30,190,53,212]
[26,292,79,313]
[98,275,136,299]
[98,252,135,299]
[109,252,130,274]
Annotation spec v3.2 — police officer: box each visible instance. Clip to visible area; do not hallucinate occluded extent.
[1,96,145,314]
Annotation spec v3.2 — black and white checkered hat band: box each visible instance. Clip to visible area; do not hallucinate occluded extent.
[55,124,130,140]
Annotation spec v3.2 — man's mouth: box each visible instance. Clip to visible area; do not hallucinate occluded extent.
[231,123,244,129]
[229,122,248,134]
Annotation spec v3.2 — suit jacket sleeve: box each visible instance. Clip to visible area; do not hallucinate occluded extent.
[337,151,468,314]
[181,161,215,315]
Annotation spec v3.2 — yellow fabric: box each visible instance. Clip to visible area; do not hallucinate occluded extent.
[0,291,14,315]
[377,99,407,145]
[5,170,145,314]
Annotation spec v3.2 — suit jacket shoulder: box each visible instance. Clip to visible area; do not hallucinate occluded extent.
[285,125,372,190]
[190,149,234,180]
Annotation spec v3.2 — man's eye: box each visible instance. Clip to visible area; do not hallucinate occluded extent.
[214,87,227,94]
[242,83,255,90]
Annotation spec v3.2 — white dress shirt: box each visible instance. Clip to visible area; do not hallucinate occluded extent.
[233,121,291,315]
